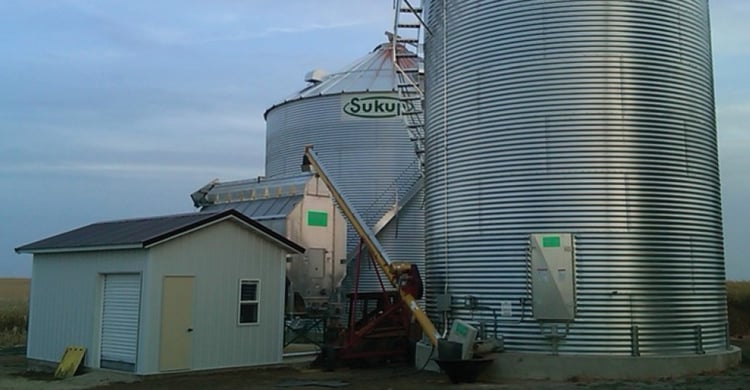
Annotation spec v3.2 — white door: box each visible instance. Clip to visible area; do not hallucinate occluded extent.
[101,273,141,371]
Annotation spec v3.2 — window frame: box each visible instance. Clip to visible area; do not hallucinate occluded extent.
[237,279,260,326]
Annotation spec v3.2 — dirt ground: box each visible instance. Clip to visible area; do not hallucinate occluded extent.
[0,342,747,390]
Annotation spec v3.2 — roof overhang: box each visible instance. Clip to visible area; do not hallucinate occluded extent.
[15,244,142,255]
[15,209,305,256]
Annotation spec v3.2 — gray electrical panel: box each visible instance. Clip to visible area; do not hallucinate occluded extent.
[530,233,576,321]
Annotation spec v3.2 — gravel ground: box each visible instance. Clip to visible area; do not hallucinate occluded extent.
[88,362,750,390]
[0,341,747,390]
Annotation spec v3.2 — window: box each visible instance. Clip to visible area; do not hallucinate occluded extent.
[238,280,260,325]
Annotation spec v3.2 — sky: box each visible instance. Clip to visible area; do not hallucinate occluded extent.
[0,1,748,280]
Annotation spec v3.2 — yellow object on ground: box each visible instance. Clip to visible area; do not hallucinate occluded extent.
[54,346,86,379]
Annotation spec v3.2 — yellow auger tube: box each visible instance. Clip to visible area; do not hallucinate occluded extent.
[302,145,441,346]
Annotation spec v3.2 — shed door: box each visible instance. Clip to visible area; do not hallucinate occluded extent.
[101,273,141,371]
[159,276,194,371]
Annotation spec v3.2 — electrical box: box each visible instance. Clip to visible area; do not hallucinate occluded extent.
[436,294,452,312]
[447,319,478,360]
[530,233,576,321]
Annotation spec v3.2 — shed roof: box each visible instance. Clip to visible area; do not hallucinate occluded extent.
[15,209,305,254]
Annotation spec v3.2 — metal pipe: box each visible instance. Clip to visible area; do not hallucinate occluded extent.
[695,325,705,355]
[726,321,731,350]
[631,325,640,357]
[283,350,320,358]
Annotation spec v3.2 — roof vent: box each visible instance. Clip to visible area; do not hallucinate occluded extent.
[305,69,327,83]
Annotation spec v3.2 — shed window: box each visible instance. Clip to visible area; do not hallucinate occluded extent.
[238,280,260,325]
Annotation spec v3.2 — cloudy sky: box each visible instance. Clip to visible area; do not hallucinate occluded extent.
[1,1,748,280]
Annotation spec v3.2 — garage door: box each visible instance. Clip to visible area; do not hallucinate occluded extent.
[101,273,141,371]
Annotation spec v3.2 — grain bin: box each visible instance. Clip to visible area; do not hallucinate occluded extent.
[423,0,731,362]
[265,42,423,293]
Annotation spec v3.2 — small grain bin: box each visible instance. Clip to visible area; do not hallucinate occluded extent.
[265,42,424,293]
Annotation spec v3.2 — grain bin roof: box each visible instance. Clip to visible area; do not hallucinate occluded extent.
[191,174,311,208]
[201,196,302,220]
[15,209,305,254]
[264,41,418,118]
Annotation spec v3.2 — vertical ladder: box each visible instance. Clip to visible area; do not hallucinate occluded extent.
[392,0,430,174]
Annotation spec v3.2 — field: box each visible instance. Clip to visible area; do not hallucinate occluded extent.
[0,278,29,348]
[727,280,750,337]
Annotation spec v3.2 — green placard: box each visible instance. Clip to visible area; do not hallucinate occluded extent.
[307,210,328,227]
[455,322,467,336]
[542,236,561,248]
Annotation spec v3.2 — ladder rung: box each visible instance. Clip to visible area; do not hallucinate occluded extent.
[401,96,421,101]
[396,37,419,44]
[396,53,419,59]
[398,23,421,28]
[400,7,423,13]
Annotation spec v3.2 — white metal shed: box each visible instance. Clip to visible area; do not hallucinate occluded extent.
[16,209,304,375]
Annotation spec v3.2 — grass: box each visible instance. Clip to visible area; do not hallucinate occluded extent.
[727,280,750,337]
[0,278,29,348]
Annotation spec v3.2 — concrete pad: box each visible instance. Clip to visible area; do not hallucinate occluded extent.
[478,347,742,381]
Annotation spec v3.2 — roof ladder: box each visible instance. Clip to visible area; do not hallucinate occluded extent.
[392,0,430,175]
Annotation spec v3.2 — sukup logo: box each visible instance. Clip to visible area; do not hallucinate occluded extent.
[342,95,412,118]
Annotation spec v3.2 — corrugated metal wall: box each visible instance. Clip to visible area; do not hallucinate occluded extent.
[143,219,287,372]
[423,0,727,355]
[27,251,147,369]
[266,94,424,292]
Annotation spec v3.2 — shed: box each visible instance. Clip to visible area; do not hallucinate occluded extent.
[15,209,304,375]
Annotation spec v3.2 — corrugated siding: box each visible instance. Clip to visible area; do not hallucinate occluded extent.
[342,189,425,294]
[101,274,141,365]
[424,0,727,355]
[140,220,287,373]
[27,251,146,369]
[266,94,424,293]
